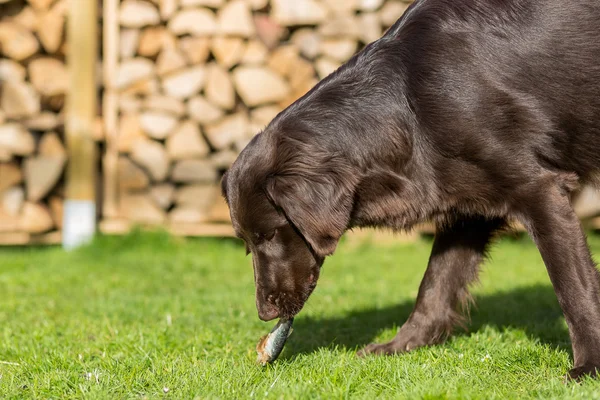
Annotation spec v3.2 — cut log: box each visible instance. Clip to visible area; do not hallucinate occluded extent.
[168,8,217,36]
[24,156,66,201]
[315,57,341,79]
[232,66,290,107]
[28,57,68,96]
[156,48,187,76]
[250,105,281,129]
[0,162,22,192]
[1,80,40,119]
[288,57,316,90]
[245,0,268,10]
[187,96,224,124]
[120,193,166,224]
[290,28,321,59]
[0,21,39,60]
[209,150,237,169]
[234,137,252,152]
[119,95,142,113]
[0,124,35,156]
[171,159,218,183]
[12,6,39,30]
[2,186,24,216]
[208,195,231,222]
[204,111,249,150]
[211,36,245,68]
[162,66,206,99]
[24,112,61,131]
[217,0,255,37]
[178,36,211,64]
[130,138,170,181]
[241,39,268,64]
[319,13,360,38]
[280,77,318,108]
[0,149,9,163]
[118,113,145,153]
[26,0,55,10]
[118,156,150,190]
[39,131,66,158]
[48,195,63,228]
[120,0,160,28]
[0,209,19,233]
[174,184,216,207]
[166,120,210,160]
[325,0,358,13]
[0,59,26,81]
[139,110,178,139]
[267,44,303,77]
[138,26,177,57]
[181,0,223,7]
[205,63,235,110]
[115,57,155,90]
[159,0,178,20]
[272,0,328,26]
[358,12,382,44]
[320,38,357,62]
[358,0,384,11]
[149,183,174,209]
[19,202,54,233]
[380,1,410,27]
[51,0,68,14]
[121,77,159,96]
[144,95,186,116]
[120,29,139,59]
[267,44,299,76]
[169,206,208,224]
[37,4,65,54]
[253,14,286,49]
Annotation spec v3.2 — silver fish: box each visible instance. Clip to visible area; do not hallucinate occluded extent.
[256,318,294,366]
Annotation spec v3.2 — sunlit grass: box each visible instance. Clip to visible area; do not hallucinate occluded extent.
[1,229,600,398]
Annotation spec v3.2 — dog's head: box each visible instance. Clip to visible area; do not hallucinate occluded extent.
[221,128,358,321]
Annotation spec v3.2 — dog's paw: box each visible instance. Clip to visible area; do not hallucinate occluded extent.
[357,342,404,357]
[566,364,600,382]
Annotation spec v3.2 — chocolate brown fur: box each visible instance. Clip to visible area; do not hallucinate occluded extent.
[222,0,600,380]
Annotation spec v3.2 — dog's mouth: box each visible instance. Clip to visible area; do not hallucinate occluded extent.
[275,279,318,320]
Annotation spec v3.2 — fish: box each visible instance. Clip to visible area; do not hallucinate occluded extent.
[256,318,294,366]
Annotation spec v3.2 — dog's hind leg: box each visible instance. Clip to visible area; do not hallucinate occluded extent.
[518,180,600,380]
[358,216,505,356]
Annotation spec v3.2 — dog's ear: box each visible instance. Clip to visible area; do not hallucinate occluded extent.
[220,171,229,202]
[265,152,357,257]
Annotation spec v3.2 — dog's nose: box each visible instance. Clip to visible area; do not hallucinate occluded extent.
[257,302,280,321]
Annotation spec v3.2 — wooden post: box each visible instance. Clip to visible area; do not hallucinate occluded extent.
[63,0,98,250]
[102,0,120,219]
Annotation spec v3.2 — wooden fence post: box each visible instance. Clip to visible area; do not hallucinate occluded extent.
[102,0,120,220]
[63,0,98,250]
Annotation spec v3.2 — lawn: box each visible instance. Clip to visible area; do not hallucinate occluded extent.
[2,230,600,399]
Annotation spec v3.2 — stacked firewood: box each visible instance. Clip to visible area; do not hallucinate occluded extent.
[107,0,413,231]
[0,0,76,243]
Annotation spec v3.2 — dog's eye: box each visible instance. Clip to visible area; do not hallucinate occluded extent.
[256,229,277,242]
[264,229,277,241]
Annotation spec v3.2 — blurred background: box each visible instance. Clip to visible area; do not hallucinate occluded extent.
[1,0,600,247]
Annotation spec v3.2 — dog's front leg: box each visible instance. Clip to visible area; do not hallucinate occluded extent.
[520,182,600,380]
[359,216,505,356]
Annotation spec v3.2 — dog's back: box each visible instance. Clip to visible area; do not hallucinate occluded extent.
[377,0,600,182]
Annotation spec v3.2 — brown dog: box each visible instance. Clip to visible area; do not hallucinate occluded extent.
[221,0,600,379]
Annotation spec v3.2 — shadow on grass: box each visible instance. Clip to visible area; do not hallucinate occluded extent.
[286,284,570,358]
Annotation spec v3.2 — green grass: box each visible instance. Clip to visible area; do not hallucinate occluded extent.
[2,230,600,399]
